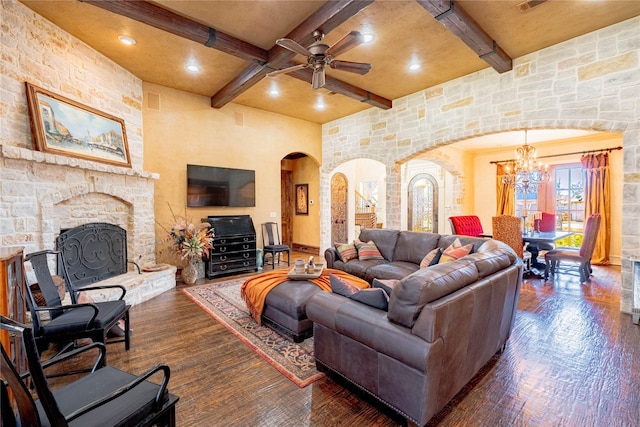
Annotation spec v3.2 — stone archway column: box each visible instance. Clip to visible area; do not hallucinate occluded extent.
[386,165,402,230]
[319,170,332,255]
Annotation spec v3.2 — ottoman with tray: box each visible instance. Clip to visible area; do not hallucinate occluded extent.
[261,265,324,342]
[262,279,322,343]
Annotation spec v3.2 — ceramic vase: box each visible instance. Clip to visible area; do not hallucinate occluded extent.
[182,260,198,285]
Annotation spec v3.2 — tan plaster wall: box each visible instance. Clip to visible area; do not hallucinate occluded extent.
[141,83,321,263]
[292,156,320,248]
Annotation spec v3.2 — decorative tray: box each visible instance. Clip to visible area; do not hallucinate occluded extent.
[287,267,324,280]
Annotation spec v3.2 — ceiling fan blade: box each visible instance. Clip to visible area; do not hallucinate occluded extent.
[329,60,371,75]
[275,38,313,57]
[312,68,326,90]
[325,31,364,58]
[267,63,307,77]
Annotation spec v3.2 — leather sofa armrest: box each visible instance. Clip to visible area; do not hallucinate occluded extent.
[324,247,339,268]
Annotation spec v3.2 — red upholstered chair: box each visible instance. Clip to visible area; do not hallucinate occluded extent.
[531,212,557,254]
[448,215,484,237]
[534,212,556,233]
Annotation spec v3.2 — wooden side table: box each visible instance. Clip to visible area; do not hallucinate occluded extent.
[0,246,27,373]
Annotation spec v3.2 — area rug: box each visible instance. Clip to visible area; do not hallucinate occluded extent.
[182,278,324,388]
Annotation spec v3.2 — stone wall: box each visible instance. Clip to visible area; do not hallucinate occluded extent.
[1,1,158,275]
[321,17,640,314]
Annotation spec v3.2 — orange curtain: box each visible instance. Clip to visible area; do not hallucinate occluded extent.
[581,153,609,264]
[496,163,515,216]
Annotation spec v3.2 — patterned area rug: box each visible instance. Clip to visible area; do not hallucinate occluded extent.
[182,278,324,388]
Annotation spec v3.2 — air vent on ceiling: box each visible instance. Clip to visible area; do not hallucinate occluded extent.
[518,0,547,12]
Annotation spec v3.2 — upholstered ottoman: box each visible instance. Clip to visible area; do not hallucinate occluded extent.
[262,280,322,343]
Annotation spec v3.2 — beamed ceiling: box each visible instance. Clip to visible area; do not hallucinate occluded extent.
[20,0,640,125]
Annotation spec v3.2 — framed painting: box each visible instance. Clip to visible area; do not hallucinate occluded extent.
[295,184,309,215]
[25,82,131,167]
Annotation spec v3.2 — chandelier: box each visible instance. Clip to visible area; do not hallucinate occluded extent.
[502,130,550,218]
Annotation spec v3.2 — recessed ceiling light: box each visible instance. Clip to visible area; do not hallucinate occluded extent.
[314,98,326,110]
[118,35,136,45]
[362,33,375,43]
[269,89,280,96]
[186,64,200,72]
[408,63,421,71]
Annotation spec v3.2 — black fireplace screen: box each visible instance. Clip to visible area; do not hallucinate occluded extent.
[56,222,128,288]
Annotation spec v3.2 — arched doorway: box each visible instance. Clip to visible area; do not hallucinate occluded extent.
[331,173,348,244]
[408,173,439,232]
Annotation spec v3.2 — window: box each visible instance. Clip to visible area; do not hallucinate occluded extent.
[554,165,585,247]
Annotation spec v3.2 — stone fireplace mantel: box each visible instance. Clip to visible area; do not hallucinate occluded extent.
[1,144,160,274]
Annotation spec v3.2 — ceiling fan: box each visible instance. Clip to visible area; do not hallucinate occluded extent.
[267,30,371,90]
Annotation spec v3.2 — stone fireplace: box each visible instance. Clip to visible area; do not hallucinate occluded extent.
[1,145,176,305]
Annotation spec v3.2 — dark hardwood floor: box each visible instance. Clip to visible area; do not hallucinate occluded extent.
[48,252,640,426]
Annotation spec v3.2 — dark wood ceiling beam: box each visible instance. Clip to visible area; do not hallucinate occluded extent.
[80,0,268,63]
[415,0,512,73]
[211,0,375,108]
[288,68,392,110]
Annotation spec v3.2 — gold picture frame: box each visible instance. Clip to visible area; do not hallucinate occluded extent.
[295,184,309,215]
[25,82,131,167]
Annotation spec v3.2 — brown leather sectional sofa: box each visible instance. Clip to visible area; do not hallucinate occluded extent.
[310,229,524,426]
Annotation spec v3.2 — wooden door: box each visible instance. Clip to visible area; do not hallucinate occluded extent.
[331,173,348,245]
[281,170,293,247]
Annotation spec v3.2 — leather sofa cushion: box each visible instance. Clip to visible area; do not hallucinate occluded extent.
[358,229,400,261]
[365,262,419,282]
[388,259,479,328]
[393,231,440,264]
[460,251,513,279]
[333,258,386,279]
[477,239,517,263]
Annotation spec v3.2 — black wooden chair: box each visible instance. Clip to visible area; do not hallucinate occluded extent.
[24,250,131,359]
[0,315,178,427]
[261,222,291,269]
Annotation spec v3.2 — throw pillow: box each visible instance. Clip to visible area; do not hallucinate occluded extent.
[330,274,389,310]
[354,239,384,261]
[335,242,357,262]
[330,273,360,296]
[419,248,442,269]
[439,242,473,264]
[372,278,399,297]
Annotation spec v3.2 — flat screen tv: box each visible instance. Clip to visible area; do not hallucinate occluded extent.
[187,164,255,207]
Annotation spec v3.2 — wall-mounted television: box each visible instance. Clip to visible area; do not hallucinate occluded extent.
[187,164,255,207]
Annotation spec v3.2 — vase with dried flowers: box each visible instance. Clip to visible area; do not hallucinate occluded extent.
[158,205,214,285]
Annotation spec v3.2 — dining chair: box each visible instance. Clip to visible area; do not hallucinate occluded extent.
[492,215,532,270]
[529,212,557,259]
[24,250,131,359]
[0,315,178,427]
[448,215,484,237]
[544,213,602,283]
[261,222,291,269]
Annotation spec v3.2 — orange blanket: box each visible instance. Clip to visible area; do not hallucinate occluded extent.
[240,268,370,325]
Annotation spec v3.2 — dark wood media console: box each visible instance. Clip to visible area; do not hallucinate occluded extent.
[205,215,257,278]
